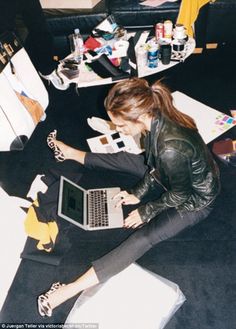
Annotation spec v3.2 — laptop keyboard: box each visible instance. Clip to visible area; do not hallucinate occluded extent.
[88,190,109,227]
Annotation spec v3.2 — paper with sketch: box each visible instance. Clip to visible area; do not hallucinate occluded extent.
[87,117,143,154]
[140,0,178,7]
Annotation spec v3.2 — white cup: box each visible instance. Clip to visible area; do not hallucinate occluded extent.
[173,24,187,40]
[114,40,129,57]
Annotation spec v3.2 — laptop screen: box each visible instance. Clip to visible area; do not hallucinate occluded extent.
[60,178,84,225]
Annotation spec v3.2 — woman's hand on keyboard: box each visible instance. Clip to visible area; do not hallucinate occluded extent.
[113,190,140,208]
[124,209,143,228]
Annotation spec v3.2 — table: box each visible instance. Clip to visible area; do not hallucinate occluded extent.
[59,31,196,89]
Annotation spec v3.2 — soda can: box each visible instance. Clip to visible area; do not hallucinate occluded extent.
[155,23,164,40]
[164,20,173,39]
[147,44,158,68]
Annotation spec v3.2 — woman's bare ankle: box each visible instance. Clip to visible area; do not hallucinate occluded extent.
[54,141,86,164]
[70,149,85,164]
[48,283,79,310]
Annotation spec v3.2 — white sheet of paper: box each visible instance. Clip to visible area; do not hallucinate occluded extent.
[172,91,236,144]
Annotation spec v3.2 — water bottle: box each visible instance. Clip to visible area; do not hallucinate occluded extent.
[69,28,84,64]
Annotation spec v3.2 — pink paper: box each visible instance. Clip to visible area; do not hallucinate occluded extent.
[140,0,178,8]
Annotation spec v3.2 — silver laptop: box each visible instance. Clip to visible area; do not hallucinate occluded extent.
[58,176,124,230]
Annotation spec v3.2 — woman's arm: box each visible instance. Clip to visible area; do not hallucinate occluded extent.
[129,170,161,200]
[135,148,193,223]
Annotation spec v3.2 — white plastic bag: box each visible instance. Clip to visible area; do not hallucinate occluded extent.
[65,263,186,329]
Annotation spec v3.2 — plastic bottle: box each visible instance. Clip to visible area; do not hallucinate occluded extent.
[70,28,84,64]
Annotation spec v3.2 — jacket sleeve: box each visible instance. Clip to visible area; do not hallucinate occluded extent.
[129,170,160,200]
[132,147,193,223]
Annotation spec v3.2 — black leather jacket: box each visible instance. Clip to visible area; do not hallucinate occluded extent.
[130,114,221,223]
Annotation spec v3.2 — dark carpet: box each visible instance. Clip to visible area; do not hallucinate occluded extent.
[0,44,236,328]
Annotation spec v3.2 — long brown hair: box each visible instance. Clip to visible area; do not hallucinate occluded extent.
[105,78,198,131]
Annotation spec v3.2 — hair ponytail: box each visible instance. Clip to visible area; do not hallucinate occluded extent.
[151,81,198,131]
[106,78,198,131]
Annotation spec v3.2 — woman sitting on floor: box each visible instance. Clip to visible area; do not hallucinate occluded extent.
[38,77,220,317]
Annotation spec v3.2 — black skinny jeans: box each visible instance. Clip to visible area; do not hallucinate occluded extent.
[85,150,215,283]
[92,203,214,282]
[85,151,148,179]
[93,206,213,282]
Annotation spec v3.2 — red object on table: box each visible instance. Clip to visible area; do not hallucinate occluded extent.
[84,36,102,50]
